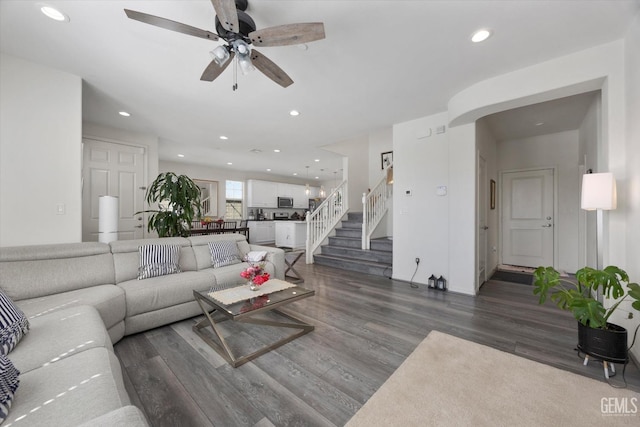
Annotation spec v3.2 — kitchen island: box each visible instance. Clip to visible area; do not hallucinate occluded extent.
[275,221,307,249]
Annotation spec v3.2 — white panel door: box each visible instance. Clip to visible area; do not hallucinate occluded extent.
[82,138,146,242]
[501,169,554,268]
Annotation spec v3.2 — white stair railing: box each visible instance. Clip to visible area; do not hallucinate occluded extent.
[306,180,349,264]
[201,196,211,216]
[362,167,392,250]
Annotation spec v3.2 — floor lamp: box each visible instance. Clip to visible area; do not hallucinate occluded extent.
[580,172,617,272]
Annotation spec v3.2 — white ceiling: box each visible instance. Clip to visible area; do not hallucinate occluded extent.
[1,1,638,180]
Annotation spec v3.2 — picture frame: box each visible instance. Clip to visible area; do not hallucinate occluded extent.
[381,151,393,169]
[490,179,496,210]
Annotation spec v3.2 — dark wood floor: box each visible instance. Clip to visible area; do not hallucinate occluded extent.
[114,263,640,427]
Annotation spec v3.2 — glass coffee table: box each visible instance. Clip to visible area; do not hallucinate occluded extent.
[192,279,315,368]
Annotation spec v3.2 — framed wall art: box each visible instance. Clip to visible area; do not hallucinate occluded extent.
[381,151,393,169]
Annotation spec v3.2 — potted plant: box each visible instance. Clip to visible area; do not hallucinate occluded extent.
[533,265,640,363]
[139,172,202,237]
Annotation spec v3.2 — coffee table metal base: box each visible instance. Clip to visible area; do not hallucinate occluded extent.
[193,297,314,368]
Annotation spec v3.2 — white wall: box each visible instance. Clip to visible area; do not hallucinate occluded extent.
[322,135,369,211]
[476,119,499,276]
[498,130,581,273]
[368,127,393,238]
[612,12,640,363]
[0,54,82,246]
[393,113,453,289]
[577,95,601,268]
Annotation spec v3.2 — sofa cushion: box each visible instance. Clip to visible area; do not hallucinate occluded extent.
[138,244,181,280]
[118,271,220,317]
[77,405,149,427]
[0,289,29,355]
[0,354,19,424]
[9,305,112,374]
[188,234,250,270]
[5,347,130,426]
[16,285,126,332]
[208,241,242,268]
[0,243,114,301]
[110,238,195,284]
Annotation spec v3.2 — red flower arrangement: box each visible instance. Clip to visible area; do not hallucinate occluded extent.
[240,262,270,287]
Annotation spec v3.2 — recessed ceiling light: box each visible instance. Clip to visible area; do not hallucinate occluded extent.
[289,110,300,116]
[273,149,281,153]
[118,111,130,117]
[471,29,492,43]
[266,168,271,172]
[40,5,69,22]
[314,159,320,162]
[315,176,319,179]
[535,122,544,126]
[227,162,233,165]
[219,135,228,140]
[293,173,298,176]
[177,154,185,158]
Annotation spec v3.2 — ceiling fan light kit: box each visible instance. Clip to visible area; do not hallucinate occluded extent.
[125,0,325,90]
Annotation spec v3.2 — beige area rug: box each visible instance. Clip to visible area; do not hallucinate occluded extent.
[346,331,639,426]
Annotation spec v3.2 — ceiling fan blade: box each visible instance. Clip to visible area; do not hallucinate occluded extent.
[200,51,235,82]
[249,23,325,47]
[125,9,218,41]
[250,50,293,88]
[210,0,239,33]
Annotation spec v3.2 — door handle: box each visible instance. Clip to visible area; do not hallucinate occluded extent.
[481,226,489,230]
[541,224,552,228]
[134,225,143,228]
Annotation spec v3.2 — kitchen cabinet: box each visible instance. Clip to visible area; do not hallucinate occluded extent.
[247,221,275,244]
[292,185,308,208]
[247,180,277,208]
[275,221,307,249]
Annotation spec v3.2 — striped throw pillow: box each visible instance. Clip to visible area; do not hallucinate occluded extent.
[138,244,181,280]
[208,241,242,268]
[0,353,19,423]
[0,290,29,356]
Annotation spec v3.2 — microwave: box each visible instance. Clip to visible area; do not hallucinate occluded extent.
[277,197,293,208]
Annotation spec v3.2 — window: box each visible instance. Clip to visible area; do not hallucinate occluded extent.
[225,180,243,220]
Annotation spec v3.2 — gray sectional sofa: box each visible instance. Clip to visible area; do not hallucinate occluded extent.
[0,233,285,426]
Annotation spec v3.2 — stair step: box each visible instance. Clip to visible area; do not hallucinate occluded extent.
[328,236,362,249]
[314,254,392,278]
[370,237,393,252]
[335,228,361,238]
[341,220,362,230]
[347,212,363,221]
[321,245,392,263]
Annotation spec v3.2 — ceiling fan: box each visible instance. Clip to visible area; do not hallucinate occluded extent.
[124,0,325,89]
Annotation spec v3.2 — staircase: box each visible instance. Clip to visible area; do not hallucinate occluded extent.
[314,212,393,277]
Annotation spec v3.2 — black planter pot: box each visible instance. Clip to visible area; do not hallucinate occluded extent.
[577,322,628,364]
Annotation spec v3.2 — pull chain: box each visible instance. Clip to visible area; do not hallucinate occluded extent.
[233,55,238,91]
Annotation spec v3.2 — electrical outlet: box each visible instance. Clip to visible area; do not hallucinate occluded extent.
[415,257,420,264]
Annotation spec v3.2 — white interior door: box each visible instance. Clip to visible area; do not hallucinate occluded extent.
[82,138,146,242]
[501,169,554,268]
[477,155,488,291]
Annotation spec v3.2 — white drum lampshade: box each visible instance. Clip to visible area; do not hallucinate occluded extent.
[581,172,617,211]
[98,196,119,243]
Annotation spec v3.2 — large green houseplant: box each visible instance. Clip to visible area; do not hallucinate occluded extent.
[140,172,202,237]
[533,265,640,363]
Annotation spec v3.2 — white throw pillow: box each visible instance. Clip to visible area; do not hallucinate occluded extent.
[246,251,268,262]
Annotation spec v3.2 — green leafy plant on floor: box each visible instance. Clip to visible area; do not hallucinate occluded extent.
[139,172,202,237]
[533,266,640,329]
